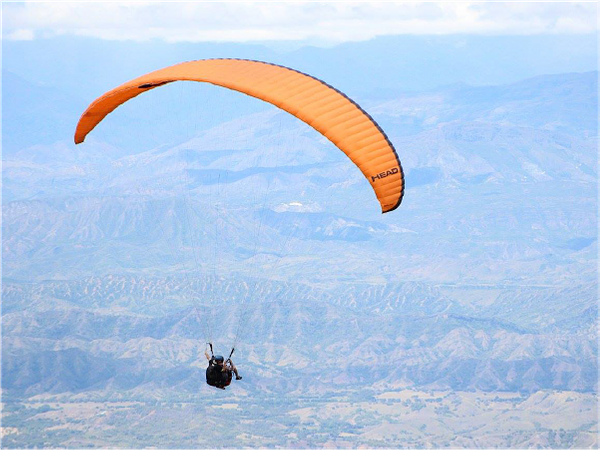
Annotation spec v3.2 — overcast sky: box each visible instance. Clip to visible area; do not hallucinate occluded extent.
[3,2,597,45]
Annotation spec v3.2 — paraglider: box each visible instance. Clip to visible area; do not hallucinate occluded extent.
[74,58,405,213]
[205,346,242,389]
[74,58,405,389]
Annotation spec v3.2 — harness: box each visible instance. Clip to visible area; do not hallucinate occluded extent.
[205,343,236,389]
[206,359,232,388]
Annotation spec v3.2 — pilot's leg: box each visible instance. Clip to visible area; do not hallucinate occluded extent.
[230,361,242,380]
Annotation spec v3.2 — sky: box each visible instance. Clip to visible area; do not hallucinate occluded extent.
[3,2,597,46]
[3,1,598,153]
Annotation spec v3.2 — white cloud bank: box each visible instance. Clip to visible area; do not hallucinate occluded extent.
[3,2,597,44]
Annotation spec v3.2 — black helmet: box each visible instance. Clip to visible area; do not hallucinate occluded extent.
[213,355,225,364]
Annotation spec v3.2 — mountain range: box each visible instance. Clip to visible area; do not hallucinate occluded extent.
[2,43,597,447]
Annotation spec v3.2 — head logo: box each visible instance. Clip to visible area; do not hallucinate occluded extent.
[371,167,399,182]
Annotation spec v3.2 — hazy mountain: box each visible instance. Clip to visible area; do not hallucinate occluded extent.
[3,275,597,397]
[2,55,597,448]
[4,34,596,104]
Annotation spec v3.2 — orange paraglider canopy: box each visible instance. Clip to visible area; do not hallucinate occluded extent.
[75,59,404,212]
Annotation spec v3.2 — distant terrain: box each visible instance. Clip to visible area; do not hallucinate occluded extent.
[2,35,598,448]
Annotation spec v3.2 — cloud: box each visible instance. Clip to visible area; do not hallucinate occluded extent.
[3,2,597,44]
[5,28,35,41]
